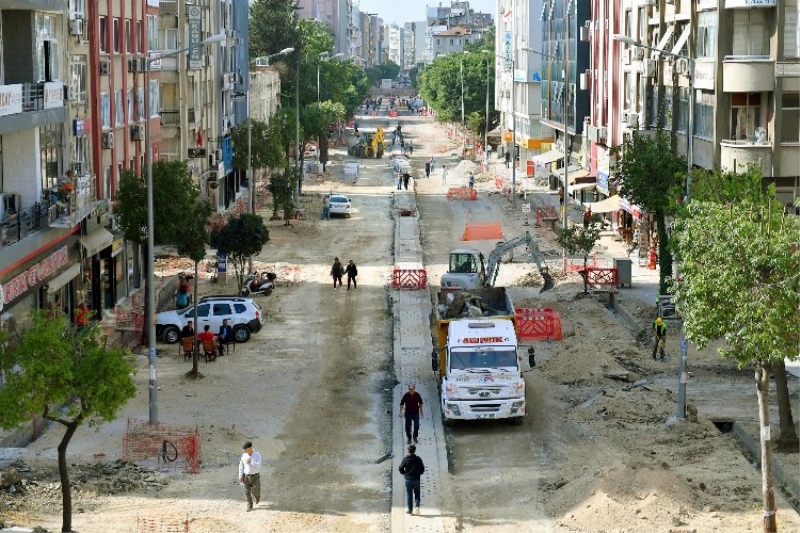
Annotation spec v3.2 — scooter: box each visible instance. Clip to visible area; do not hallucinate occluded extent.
[241,271,277,296]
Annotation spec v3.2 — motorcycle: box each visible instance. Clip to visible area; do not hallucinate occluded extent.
[241,271,277,296]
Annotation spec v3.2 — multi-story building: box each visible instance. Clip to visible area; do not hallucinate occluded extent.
[403,22,426,71]
[296,0,353,57]
[386,25,404,68]
[427,1,492,30]
[430,26,482,57]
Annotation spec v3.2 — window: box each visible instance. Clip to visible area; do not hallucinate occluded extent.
[100,16,108,52]
[729,93,762,141]
[126,20,133,53]
[781,92,799,143]
[196,304,210,317]
[35,15,59,82]
[696,11,717,59]
[785,0,799,59]
[212,303,232,316]
[149,80,159,117]
[100,92,111,129]
[103,167,111,200]
[127,89,134,122]
[70,55,87,103]
[164,29,178,50]
[138,88,145,120]
[147,15,159,50]
[693,91,715,139]
[73,136,88,174]
[115,91,123,126]
[113,18,120,53]
[732,9,766,56]
[137,20,143,52]
[676,86,689,134]
[69,0,85,20]
[40,125,61,191]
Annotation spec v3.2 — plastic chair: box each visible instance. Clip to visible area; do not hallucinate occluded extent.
[180,336,195,362]
[201,338,218,362]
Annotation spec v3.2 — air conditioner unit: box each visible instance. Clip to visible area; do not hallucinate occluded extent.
[643,59,657,78]
[69,19,84,36]
[102,131,114,149]
[130,125,143,142]
[579,25,590,42]
[622,49,631,65]
[627,112,640,128]
[621,110,630,124]
[633,48,645,61]
[128,58,147,73]
[209,149,221,167]
[586,125,599,143]
[100,60,111,75]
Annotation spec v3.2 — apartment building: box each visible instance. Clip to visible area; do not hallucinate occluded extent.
[296,0,353,57]
[386,25,404,68]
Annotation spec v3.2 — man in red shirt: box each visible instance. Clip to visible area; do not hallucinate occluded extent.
[198,325,217,360]
[399,384,424,444]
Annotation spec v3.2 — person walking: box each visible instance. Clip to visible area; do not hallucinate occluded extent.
[345,260,358,290]
[583,207,593,228]
[74,302,90,331]
[486,143,492,161]
[468,171,475,190]
[429,156,436,174]
[408,139,414,155]
[331,257,345,290]
[399,383,424,444]
[403,172,411,190]
[398,444,425,516]
[237,441,262,512]
[441,165,448,185]
[504,151,511,168]
[397,173,403,190]
[652,317,667,360]
[322,195,331,220]
[424,161,431,178]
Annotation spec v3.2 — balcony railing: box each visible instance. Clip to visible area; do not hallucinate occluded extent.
[0,201,51,249]
[160,110,180,126]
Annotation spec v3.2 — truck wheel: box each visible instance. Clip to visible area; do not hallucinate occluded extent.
[510,416,524,426]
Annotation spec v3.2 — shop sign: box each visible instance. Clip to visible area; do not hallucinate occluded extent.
[0,245,69,308]
[217,251,227,274]
[111,238,125,257]
[187,6,203,69]
[724,0,775,7]
[504,32,512,69]
[619,197,643,221]
[694,60,715,91]
[73,118,90,137]
[596,172,610,195]
[0,84,22,117]
[43,81,64,109]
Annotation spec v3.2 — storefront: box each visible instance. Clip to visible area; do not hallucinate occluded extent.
[100,234,135,308]
[0,232,82,332]
[80,225,114,319]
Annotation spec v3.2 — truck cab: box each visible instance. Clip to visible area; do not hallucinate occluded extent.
[440,319,526,423]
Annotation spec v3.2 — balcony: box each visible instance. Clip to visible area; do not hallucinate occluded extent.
[0,82,66,134]
[720,138,773,174]
[160,110,179,139]
[722,56,775,92]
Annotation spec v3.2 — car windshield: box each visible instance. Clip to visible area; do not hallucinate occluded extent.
[330,196,348,203]
[449,349,518,371]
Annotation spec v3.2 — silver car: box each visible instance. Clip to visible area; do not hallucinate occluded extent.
[328,194,352,218]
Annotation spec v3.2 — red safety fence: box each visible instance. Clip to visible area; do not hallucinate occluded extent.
[138,515,189,533]
[446,187,478,201]
[515,308,563,341]
[392,267,427,289]
[494,175,505,189]
[123,418,201,473]
[585,267,619,287]
[388,110,398,117]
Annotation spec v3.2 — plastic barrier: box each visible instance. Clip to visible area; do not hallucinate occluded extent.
[494,175,505,189]
[515,308,563,341]
[585,267,619,287]
[446,187,478,201]
[392,266,427,289]
[123,418,201,473]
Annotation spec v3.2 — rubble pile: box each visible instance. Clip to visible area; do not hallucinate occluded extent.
[438,291,506,319]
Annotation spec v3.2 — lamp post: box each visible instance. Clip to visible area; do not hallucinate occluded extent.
[613,33,695,420]
[482,50,491,161]
[248,47,294,272]
[144,32,226,424]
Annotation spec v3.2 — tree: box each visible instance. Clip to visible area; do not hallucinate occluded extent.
[175,200,213,378]
[464,25,495,54]
[266,166,298,221]
[417,53,493,127]
[249,0,299,61]
[671,199,800,533]
[0,314,136,532]
[304,101,346,171]
[557,218,602,294]
[209,214,270,293]
[611,132,685,294]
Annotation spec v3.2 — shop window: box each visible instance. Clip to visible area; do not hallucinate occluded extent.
[729,93,762,141]
[781,92,799,143]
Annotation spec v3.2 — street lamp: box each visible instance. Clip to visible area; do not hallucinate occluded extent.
[460,51,470,158]
[482,50,491,161]
[144,32,226,424]
[613,33,695,421]
[248,47,294,271]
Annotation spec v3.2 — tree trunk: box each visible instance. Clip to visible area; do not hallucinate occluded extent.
[583,253,589,294]
[192,261,200,376]
[57,421,79,532]
[655,208,673,295]
[774,359,799,449]
[755,361,778,533]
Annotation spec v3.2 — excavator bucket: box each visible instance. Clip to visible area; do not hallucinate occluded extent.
[539,269,555,293]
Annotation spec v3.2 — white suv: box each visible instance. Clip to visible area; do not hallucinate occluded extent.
[156,296,264,344]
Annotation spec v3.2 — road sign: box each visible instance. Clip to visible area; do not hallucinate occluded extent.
[231,92,246,102]
[522,203,530,213]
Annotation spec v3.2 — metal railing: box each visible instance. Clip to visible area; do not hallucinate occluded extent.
[160,110,180,126]
[0,201,51,249]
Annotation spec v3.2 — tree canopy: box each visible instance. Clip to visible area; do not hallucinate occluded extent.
[115,161,200,246]
[209,213,270,293]
[249,0,299,61]
[0,315,136,532]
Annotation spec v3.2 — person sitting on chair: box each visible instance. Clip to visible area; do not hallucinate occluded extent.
[217,318,233,356]
[180,320,195,340]
[198,325,218,360]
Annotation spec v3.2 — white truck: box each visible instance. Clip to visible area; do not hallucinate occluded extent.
[432,288,530,424]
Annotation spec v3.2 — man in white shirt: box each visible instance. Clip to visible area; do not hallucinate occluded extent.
[237,441,262,511]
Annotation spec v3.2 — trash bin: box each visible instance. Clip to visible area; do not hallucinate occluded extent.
[613,257,632,288]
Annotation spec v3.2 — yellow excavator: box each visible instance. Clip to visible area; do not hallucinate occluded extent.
[348,127,385,158]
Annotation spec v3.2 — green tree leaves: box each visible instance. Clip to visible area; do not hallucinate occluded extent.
[209,214,270,293]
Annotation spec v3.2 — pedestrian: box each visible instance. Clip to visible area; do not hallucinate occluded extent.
[403,172,410,190]
[345,260,358,290]
[74,302,90,331]
[322,195,331,220]
[180,320,195,340]
[486,143,492,160]
[429,157,435,174]
[652,317,667,360]
[583,207,592,228]
[408,140,413,155]
[331,257,344,290]
[468,171,475,190]
[217,318,233,356]
[397,173,403,190]
[238,441,262,512]
[504,151,511,168]
[398,444,425,516]
[441,165,448,185]
[424,161,431,178]
[559,187,564,206]
[399,383,424,444]
[176,275,191,308]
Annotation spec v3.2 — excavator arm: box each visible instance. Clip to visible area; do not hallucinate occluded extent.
[484,231,554,292]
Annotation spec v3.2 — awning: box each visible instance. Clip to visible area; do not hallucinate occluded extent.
[531,149,564,165]
[567,169,591,184]
[46,263,81,293]
[571,182,596,192]
[588,194,621,213]
[81,227,114,257]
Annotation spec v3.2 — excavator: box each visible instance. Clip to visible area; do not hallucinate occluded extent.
[440,231,555,292]
[347,127,385,158]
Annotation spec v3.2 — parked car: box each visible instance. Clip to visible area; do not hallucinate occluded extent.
[156,296,264,344]
[328,194,352,218]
